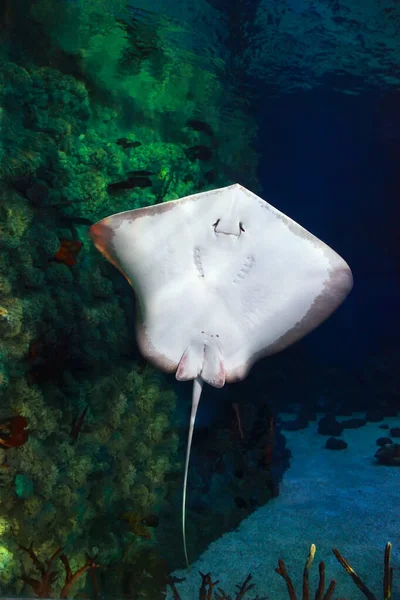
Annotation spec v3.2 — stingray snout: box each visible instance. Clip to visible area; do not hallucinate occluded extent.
[212,218,245,237]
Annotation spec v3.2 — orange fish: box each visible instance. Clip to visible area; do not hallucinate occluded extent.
[120,512,159,539]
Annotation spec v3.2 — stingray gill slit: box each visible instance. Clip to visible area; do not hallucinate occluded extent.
[193,247,204,278]
[233,255,255,284]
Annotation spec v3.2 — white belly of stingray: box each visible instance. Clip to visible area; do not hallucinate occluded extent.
[89,183,352,386]
[135,235,329,386]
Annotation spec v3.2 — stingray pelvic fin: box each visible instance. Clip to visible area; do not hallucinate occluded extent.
[201,345,225,387]
[176,344,203,381]
[182,377,203,567]
[176,344,225,388]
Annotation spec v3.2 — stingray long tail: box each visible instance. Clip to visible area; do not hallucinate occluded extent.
[182,376,203,567]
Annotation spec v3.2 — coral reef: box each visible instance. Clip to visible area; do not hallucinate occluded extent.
[0,0,260,596]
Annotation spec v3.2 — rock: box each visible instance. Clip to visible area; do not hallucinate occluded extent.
[375,444,400,466]
[234,496,248,509]
[376,437,392,447]
[281,415,309,431]
[326,437,348,450]
[342,418,366,429]
[318,415,344,436]
[366,409,384,422]
[389,427,400,438]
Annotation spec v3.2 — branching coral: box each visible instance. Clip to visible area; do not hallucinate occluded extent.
[332,543,394,600]
[167,543,395,600]
[275,543,394,600]
[18,542,100,599]
[168,572,264,600]
[275,544,336,600]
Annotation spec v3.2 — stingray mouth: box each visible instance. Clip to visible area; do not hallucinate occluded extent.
[212,219,245,237]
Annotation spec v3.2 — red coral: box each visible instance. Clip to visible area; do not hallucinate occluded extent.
[0,415,29,448]
[54,239,82,267]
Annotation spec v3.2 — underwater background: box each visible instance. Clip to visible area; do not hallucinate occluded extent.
[0,0,398,598]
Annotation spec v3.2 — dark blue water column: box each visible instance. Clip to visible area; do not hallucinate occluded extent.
[257,89,400,369]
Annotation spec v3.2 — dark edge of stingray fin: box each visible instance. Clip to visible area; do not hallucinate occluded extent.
[182,376,203,567]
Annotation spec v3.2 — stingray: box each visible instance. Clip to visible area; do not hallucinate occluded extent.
[89,183,353,566]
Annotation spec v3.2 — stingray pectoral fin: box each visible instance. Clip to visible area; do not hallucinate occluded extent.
[89,220,131,283]
[201,345,225,388]
[176,343,204,381]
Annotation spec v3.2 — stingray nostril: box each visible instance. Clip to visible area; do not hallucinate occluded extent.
[212,219,220,228]
[239,222,245,232]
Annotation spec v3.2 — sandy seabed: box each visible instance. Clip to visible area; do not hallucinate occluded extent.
[168,414,400,600]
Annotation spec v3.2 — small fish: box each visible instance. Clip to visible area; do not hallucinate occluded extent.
[141,514,159,528]
[121,512,159,539]
[107,176,152,194]
[60,215,92,226]
[0,307,9,321]
[186,119,214,137]
[185,145,213,161]
[70,405,89,441]
[116,138,142,149]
